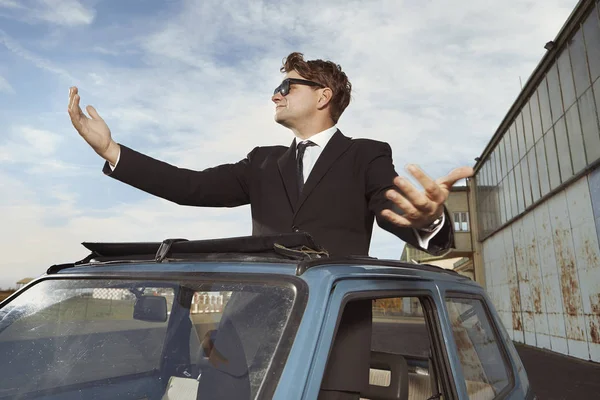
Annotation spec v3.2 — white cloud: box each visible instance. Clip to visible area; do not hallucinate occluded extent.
[0,31,78,82]
[0,0,95,26]
[0,126,94,179]
[0,0,21,9]
[91,46,119,56]
[24,160,90,175]
[0,126,63,161]
[0,75,13,93]
[0,171,252,288]
[35,0,95,26]
[21,126,63,155]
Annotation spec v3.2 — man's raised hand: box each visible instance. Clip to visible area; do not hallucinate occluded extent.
[381,164,474,230]
[68,86,119,164]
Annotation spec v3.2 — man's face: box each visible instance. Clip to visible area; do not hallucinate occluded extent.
[272,70,322,128]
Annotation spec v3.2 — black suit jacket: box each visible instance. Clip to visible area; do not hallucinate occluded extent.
[104,130,454,256]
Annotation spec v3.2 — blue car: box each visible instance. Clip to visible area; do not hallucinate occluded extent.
[0,234,533,400]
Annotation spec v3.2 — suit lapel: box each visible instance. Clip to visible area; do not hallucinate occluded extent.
[294,130,352,215]
[277,139,300,209]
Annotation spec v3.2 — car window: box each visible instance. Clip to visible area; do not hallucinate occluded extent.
[446,297,512,399]
[372,296,430,357]
[0,278,299,400]
[0,281,174,396]
[371,297,441,400]
[188,290,227,365]
[187,289,288,399]
[321,295,446,400]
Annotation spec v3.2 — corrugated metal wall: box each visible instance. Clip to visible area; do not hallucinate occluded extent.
[484,169,600,362]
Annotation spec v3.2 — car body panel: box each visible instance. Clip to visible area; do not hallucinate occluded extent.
[0,257,532,400]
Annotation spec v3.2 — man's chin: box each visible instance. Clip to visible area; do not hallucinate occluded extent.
[274,114,290,127]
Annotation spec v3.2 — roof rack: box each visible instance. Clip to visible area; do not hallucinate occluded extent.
[46,233,463,279]
[47,233,328,274]
[295,257,463,277]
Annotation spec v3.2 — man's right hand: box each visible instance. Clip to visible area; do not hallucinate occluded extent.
[68,86,120,165]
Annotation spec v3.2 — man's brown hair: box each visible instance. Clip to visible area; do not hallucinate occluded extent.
[280,52,351,123]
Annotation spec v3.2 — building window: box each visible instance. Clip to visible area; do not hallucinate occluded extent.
[454,212,470,232]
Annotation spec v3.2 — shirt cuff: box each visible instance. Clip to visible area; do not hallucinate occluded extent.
[108,149,121,171]
[413,213,445,250]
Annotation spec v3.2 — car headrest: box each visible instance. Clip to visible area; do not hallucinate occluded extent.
[362,351,409,400]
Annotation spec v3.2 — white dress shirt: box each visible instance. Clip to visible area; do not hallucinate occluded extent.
[110,126,444,249]
[295,125,338,184]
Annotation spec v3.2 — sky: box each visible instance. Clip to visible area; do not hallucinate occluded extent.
[0,0,580,289]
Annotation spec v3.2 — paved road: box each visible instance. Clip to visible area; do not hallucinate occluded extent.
[515,343,600,399]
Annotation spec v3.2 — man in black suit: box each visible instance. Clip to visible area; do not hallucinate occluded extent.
[68,52,471,257]
[68,52,472,400]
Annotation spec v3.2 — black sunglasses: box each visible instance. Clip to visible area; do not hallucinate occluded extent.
[274,78,325,96]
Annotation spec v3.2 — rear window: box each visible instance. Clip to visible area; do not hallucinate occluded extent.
[0,278,299,399]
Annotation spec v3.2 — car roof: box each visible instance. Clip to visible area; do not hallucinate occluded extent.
[45,233,473,284]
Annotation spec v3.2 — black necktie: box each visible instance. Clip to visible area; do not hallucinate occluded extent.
[296,140,316,194]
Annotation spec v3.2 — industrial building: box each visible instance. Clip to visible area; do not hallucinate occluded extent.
[470,0,600,363]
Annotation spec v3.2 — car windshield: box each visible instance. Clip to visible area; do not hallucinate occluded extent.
[0,277,300,400]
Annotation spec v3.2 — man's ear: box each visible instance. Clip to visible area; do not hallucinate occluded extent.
[317,87,333,109]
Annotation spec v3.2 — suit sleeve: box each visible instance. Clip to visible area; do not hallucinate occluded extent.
[365,142,455,256]
[103,145,254,208]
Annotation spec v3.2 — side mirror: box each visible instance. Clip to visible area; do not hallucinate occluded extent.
[133,295,168,322]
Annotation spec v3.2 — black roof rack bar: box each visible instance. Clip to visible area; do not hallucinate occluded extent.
[295,256,463,277]
[79,233,323,259]
[46,233,326,274]
[155,238,188,262]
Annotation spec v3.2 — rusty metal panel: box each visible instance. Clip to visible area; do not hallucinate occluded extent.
[579,266,600,362]
[503,226,524,343]
[548,190,589,359]
[566,177,597,360]
[534,199,569,355]
[587,167,600,362]
[571,220,600,299]
[483,231,513,338]
[522,211,552,349]
[520,213,537,347]
[569,206,600,361]
[566,175,600,362]
[495,233,512,324]
[482,234,499,338]
[482,167,600,361]
[484,230,508,333]
[514,217,537,346]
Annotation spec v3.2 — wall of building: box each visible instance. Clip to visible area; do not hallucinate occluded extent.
[453,231,473,254]
[483,171,600,362]
[473,0,600,362]
[476,1,600,241]
[447,188,474,253]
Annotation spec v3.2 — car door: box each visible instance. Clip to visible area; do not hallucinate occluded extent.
[302,277,460,400]
[440,285,533,400]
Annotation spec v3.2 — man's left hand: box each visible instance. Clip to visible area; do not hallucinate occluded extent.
[381,164,474,230]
